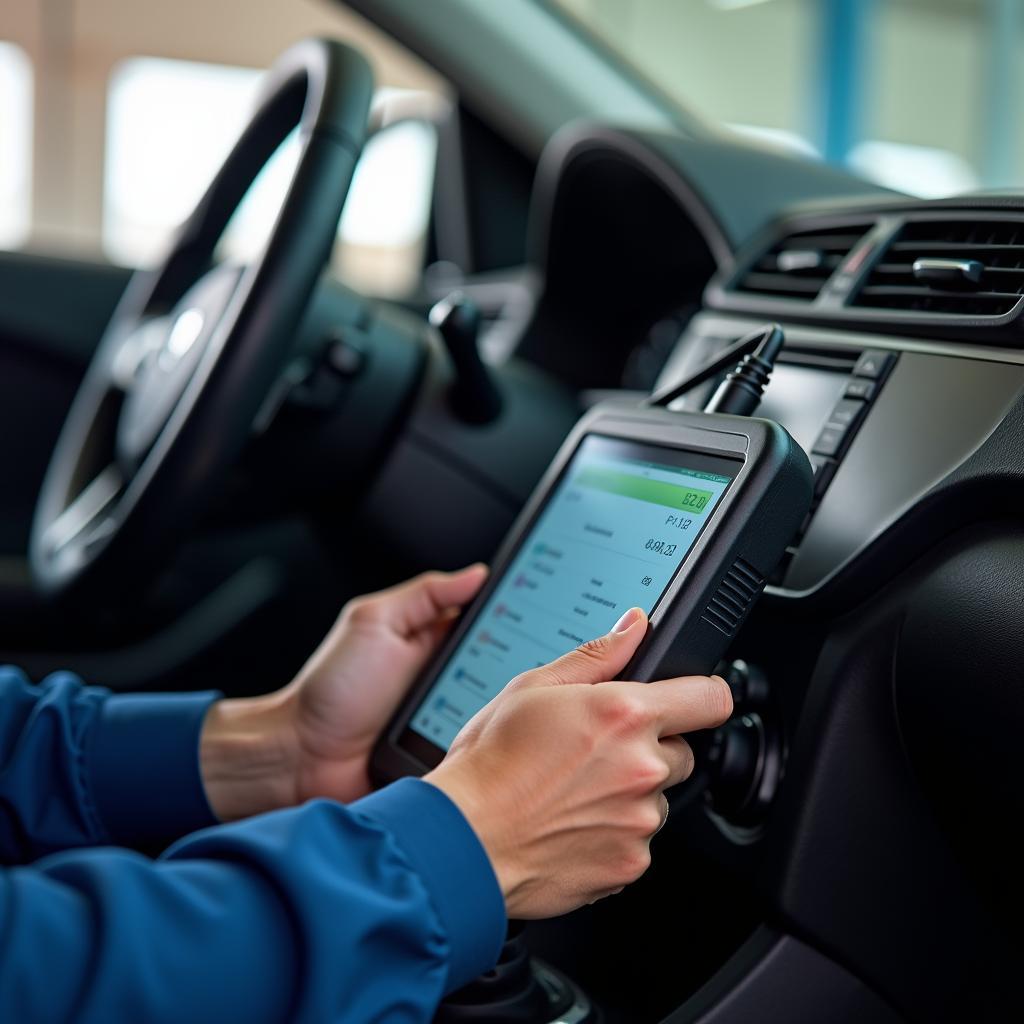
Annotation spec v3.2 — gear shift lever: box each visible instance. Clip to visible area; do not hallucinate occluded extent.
[429,291,503,425]
[435,928,594,1023]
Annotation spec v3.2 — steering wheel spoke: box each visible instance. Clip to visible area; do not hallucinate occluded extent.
[30,38,373,600]
[39,465,124,561]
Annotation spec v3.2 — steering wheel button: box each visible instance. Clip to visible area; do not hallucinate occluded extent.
[326,335,366,377]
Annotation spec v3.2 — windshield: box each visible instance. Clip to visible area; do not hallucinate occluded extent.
[548,0,1012,199]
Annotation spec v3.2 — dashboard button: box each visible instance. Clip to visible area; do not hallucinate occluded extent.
[844,378,876,401]
[853,349,893,379]
[827,398,866,429]
[810,455,837,497]
[812,424,846,457]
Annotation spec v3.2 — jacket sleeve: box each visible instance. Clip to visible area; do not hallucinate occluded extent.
[1,782,506,1023]
[0,665,220,861]
[0,667,508,1022]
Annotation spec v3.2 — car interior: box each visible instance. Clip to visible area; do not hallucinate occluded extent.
[1,0,1022,1021]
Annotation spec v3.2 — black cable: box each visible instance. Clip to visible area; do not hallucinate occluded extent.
[646,323,784,415]
[703,324,784,416]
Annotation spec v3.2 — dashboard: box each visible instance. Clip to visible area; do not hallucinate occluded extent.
[510,125,1024,612]
[666,313,1024,597]
[497,123,1024,1023]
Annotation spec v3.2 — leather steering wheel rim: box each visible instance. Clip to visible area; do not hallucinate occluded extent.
[30,38,373,601]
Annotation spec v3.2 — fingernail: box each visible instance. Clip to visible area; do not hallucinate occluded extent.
[612,607,642,634]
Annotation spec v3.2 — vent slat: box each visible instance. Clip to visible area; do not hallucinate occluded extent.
[854,219,1024,317]
[872,263,1024,280]
[889,241,1024,257]
[973,266,1024,278]
[757,254,847,275]
[738,273,824,295]
[734,223,872,303]
[859,286,1020,301]
[777,233,866,252]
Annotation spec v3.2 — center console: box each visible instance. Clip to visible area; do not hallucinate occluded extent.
[658,313,1024,600]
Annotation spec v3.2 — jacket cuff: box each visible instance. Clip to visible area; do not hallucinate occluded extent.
[351,777,507,992]
[86,691,221,847]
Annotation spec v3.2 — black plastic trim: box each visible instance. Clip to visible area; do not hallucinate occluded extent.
[661,927,904,1023]
[709,202,1024,341]
[527,121,736,273]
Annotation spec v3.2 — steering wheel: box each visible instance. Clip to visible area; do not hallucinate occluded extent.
[30,38,373,602]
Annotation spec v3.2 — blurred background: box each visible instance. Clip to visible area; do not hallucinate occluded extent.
[0,0,450,295]
[557,0,1014,197]
[0,0,1019,293]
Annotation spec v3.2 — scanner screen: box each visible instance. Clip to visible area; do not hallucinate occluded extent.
[408,435,738,752]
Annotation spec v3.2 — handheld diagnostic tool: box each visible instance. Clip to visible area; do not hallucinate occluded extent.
[373,399,812,782]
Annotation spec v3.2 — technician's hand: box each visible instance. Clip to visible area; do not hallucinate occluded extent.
[425,609,733,919]
[200,565,488,820]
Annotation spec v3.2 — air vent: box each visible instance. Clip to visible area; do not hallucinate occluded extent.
[701,558,766,636]
[853,219,1024,317]
[734,223,872,302]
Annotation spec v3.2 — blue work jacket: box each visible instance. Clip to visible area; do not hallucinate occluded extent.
[0,666,505,1022]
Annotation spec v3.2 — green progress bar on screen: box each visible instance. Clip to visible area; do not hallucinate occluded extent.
[574,466,721,513]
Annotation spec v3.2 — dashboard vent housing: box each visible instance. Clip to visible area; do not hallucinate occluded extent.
[734,223,872,302]
[853,219,1024,317]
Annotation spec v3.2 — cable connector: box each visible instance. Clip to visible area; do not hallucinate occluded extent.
[703,324,784,417]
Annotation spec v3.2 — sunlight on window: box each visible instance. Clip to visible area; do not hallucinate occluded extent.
[104,57,264,266]
[341,119,437,247]
[848,141,978,200]
[216,126,302,265]
[103,59,438,296]
[336,117,438,296]
[0,41,33,250]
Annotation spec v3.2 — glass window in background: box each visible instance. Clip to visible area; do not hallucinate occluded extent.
[552,0,816,154]
[858,0,984,197]
[547,0,1018,200]
[103,57,266,267]
[336,117,438,297]
[103,56,438,297]
[0,41,33,249]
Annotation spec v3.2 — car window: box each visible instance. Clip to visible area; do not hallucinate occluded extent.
[546,0,1010,198]
[103,57,270,267]
[0,0,448,298]
[0,41,32,249]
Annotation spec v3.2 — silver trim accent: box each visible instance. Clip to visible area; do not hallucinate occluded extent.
[42,465,123,556]
[692,312,1024,366]
[912,257,984,285]
[531,960,593,1024]
[664,313,1024,601]
[776,248,824,273]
